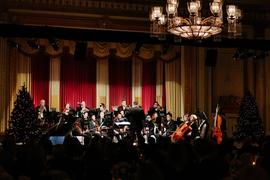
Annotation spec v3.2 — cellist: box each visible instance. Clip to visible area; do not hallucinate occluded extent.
[171,114,199,143]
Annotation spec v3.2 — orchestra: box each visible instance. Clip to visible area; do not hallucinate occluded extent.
[34,99,222,145]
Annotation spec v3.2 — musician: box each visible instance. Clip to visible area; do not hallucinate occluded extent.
[187,114,200,140]
[196,112,209,139]
[97,111,111,137]
[73,111,89,136]
[78,112,98,136]
[112,112,130,142]
[97,103,109,116]
[76,101,90,118]
[63,103,75,116]
[36,99,49,125]
[163,112,177,136]
[147,111,160,138]
[114,111,127,122]
[126,102,144,144]
[118,99,128,115]
[97,111,105,126]
[89,114,99,135]
[148,101,160,115]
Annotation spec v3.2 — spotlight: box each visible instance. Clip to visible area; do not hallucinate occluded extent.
[49,38,60,51]
[27,39,40,49]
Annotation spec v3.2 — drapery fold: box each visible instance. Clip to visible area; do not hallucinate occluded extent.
[60,52,96,110]
[0,38,9,132]
[109,57,132,109]
[31,51,50,107]
[165,56,182,119]
[142,60,156,113]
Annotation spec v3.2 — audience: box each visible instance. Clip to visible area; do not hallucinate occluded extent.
[0,134,270,180]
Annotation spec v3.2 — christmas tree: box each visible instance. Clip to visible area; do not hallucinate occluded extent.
[6,85,40,142]
[234,91,264,141]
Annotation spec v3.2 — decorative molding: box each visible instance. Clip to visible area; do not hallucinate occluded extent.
[8,0,150,16]
[2,0,270,29]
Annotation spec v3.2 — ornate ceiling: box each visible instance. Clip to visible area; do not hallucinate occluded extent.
[0,0,270,48]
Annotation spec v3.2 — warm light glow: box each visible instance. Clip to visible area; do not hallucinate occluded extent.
[151,6,163,20]
[159,15,166,25]
[210,2,221,16]
[236,8,242,19]
[166,3,178,15]
[167,0,179,6]
[188,1,199,16]
[227,5,237,19]
[149,0,241,39]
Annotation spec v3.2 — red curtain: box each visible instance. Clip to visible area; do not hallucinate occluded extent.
[60,52,96,110]
[31,52,50,107]
[109,57,132,110]
[142,60,156,113]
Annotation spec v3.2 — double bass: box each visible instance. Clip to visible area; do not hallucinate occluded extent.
[212,104,223,144]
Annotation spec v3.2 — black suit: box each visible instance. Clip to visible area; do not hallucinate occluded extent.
[165,120,177,136]
[35,105,49,118]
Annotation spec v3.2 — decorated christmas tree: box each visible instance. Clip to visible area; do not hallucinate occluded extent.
[234,91,264,141]
[6,85,40,142]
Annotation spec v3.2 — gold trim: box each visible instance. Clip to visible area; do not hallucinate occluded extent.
[8,9,148,21]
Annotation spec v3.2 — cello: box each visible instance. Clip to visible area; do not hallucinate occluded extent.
[171,119,194,143]
[212,104,223,144]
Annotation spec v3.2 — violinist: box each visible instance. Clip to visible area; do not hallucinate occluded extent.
[97,111,111,137]
[89,114,99,135]
[163,112,177,137]
[97,103,109,117]
[141,111,159,144]
[73,111,90,136]
[63,103,75,117]
[113,112,130,141]
[148,101,160,116]
[118,99,128,116]
[59,103,74,125]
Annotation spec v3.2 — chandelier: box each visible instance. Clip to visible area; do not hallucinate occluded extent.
[149,0,242,39]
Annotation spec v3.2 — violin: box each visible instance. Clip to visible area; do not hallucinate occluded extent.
[212,104,223,144]
[171,121,193,143]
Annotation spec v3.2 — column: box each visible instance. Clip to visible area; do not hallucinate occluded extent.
[49,58,61,111]
[96,58,109,108]
[132,56,142,105]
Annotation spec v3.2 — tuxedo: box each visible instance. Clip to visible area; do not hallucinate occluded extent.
[198,120,209,139]
[118,105,128,115]
[76,106,90,117]
[35,105,49,119]
[165,120,177,136]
